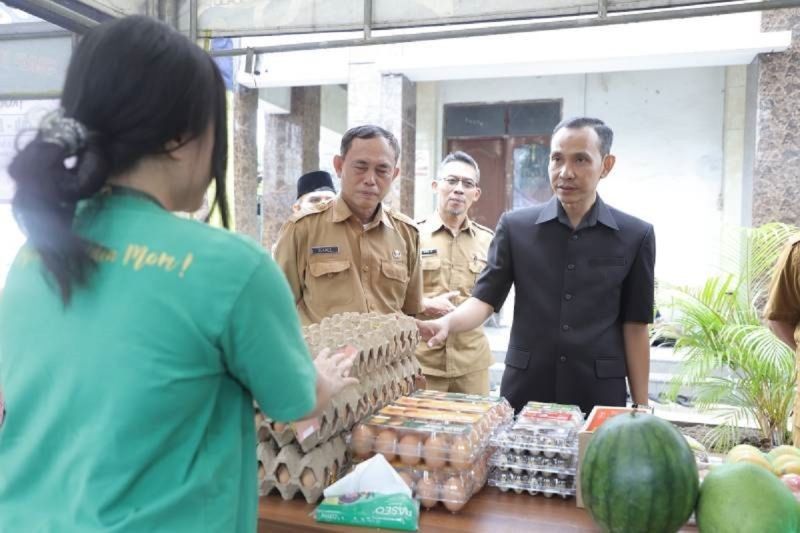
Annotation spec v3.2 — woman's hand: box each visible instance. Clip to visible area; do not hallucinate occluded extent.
[314,347,359,395]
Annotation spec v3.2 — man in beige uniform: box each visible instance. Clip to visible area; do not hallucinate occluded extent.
[764,234,800,446]
[274,125,423,325]
[415,152,495,394]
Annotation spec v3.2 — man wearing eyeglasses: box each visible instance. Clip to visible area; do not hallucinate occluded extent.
[419,118,655,415]
[415,152,495,394]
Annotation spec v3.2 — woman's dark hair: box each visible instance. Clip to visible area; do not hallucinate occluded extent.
[8,15,229,304]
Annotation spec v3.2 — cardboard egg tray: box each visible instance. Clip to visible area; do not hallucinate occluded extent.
[254,312,423,502]
[488,467,576,499]
[304,312,421,378]
[348,393,513,471]
[257,435,348,504]
[256,358,418,453]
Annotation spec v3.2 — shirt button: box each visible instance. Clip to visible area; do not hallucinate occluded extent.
[362,265,369,272]
[560,355,567,363]
[567,264,575,271]
[571,234,579,241]
[561,324,570,331]
[564,293,573,301]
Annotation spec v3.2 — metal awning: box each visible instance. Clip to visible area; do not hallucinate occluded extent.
[5,0,800,45]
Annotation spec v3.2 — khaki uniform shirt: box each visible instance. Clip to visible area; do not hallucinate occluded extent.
[764,235,800,444]
[274,197,423,325]
[415,211,495,377]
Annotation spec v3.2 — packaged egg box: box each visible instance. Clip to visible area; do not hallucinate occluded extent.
[257,357,418,452]
[401,392,514,421]
[488,467,576,499]
[392,448,492,513]
[348,406,495,469]
[303,312,420,378]
[514,402,584,434]
[489,448,577,476]
[257,435,348,503]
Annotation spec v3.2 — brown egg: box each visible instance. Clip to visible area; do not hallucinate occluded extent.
[273,422,287,433]
[301,468,317,488]
[375,429,398,462]
[449,436,473,470]
[422,434,449,469]
[398,471,416,491]
[351,424,375,458]
[416,476,439,509]
[276,464,290,484]
[398,434,423,465]
[442,476,468,512]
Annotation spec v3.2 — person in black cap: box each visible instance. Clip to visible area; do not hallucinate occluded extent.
[293,170,336,212]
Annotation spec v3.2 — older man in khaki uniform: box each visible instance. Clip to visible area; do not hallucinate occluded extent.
[415,152,494,394]
[274,125,423,325]
[764,234,800,446]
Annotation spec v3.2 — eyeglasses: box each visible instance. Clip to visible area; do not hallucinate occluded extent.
[440,176,478,190]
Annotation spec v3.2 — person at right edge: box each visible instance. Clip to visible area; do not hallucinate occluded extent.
[418,117,656,415]
[764,235,800,446]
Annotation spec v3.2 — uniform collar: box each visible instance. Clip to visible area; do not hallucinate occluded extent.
[535,194,618,231]
[332,196,395,230]
[423,209,475,236]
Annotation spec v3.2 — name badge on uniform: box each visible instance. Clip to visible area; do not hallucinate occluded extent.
[392,249,402,261]
[421,248,438,257]
[311,246,339,255]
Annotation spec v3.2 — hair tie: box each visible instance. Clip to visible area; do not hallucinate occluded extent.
[39,108,88,157]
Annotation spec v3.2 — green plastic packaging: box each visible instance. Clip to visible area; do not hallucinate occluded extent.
[315,492,419,531]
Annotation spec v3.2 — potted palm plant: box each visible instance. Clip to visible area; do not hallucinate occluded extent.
[655,223,797,450]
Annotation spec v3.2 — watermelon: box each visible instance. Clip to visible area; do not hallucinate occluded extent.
[580,413,699,533]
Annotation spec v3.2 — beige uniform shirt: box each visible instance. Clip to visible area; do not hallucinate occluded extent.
[764,235,800,444]
[415,211,495,377]
[274,197,423,325]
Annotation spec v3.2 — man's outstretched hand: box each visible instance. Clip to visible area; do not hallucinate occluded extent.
[416,318,450,348]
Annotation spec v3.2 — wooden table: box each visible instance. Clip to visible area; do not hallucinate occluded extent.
[259,487,698,532]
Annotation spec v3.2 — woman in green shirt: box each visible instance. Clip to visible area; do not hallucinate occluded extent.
[0,16,356,532]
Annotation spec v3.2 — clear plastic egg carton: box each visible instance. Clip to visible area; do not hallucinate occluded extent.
[488,468,576,499]
[490,426,579,455]
[489,448,577,476]
[393,448,491,513]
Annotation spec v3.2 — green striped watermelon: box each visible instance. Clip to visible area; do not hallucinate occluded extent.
[580,413,699,533]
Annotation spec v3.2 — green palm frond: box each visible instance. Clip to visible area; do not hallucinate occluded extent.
[659,223,798,449]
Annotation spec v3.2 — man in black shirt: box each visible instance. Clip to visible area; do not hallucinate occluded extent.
[419,117,655,414]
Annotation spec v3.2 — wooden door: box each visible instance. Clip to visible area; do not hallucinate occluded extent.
[446,137,506,230]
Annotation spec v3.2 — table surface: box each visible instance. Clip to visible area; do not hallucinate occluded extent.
[259,488,699,533]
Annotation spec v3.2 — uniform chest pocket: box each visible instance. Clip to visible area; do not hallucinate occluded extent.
[421,257,442,289]
[381,261,409,283]
[469,257,488,286]
[306,260,354,305]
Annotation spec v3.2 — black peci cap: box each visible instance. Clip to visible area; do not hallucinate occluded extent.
[296,170,335,200]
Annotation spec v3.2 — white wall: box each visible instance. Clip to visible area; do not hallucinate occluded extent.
[417,66,731,286]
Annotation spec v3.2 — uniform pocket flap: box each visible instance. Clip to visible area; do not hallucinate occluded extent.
[381,261,408,282]
[505,346,531,370]
[421,257,442,271]
[469,259,487,274]
[309,260,351,277]
[595,357,626,378]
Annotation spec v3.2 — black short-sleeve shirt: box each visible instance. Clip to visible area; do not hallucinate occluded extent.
[472,195,656,413]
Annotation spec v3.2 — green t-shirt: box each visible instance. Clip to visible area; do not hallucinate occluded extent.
[0,192,316,532]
